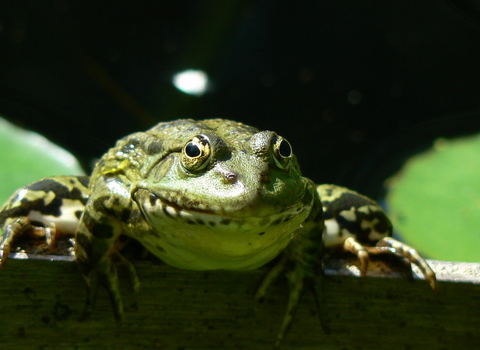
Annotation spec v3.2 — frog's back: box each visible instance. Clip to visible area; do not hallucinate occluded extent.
[151,118,260,139]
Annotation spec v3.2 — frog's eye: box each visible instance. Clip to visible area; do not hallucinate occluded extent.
[272,135,292,169]
[182,135,212,172]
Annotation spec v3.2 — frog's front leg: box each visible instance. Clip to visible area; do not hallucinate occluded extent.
[75,175,140,322]
[76,225,125,322]
[256,203,326,349]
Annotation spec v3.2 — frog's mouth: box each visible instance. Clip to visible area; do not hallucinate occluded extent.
[131,187,312,271]
[132,187,307,229]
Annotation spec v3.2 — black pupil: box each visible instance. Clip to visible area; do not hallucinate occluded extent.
[278,139,291,157]
[186,143,201,157]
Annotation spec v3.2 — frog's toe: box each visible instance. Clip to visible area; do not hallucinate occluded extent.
[0,218,64,268]
[44,222,57,248]
[343,236,370,277]
[344,236,438,292]
[274,270,306,349]
[83,284,125,323]
[376,237,438,292]
[255,257,286,302]
[115,251,140,294]
[0,243,10,268]
[275,270,328,349]
[0,217,32,268]
[258,254,327,349]
[255,257,303,347]
[0,234,13,268]
[81,261,125,323]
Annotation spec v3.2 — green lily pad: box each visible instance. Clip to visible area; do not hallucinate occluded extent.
[386,135,480,262]
[0,117,85,205]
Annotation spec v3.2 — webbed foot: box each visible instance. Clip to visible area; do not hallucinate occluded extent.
[82,258,125,322]
[80,250,140,322]
[256,255,327,349]
[0,217,62,268]
[344,236,438,292]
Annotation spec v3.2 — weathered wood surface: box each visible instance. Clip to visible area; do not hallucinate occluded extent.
[0,255,478,350]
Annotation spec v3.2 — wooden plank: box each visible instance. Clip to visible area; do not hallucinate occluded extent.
[0,255,478,350]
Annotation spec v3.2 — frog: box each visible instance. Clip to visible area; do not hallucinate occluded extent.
[0,118,437,348]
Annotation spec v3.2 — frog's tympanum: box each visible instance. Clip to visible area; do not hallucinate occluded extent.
[0,119,437,348]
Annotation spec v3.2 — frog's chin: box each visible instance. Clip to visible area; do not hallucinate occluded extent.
[132,188,312,271]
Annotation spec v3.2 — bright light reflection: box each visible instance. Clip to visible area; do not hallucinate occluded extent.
[172,69,209,96]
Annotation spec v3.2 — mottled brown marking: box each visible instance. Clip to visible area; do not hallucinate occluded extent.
[83,211,114,239]
[146,140,164,155]
[149,193,158,206]
[120,208,130,222]
[220,218,232,225]
[259,217,271,226]
[272,218,282,226]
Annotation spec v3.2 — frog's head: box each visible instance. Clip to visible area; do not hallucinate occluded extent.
[130,119,316,270]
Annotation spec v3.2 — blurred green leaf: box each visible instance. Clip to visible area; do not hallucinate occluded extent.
[0,117,85,205]
[387,135,480,262]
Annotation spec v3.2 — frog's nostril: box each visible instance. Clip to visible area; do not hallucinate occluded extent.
[224,172,237,184]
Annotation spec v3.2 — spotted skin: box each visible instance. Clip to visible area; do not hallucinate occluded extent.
[0,176,89,267]
[318,184,391,246]
[318,184,436,289]
[0,119,437,348]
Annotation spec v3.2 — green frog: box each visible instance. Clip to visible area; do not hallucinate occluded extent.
[0,119,437,348]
